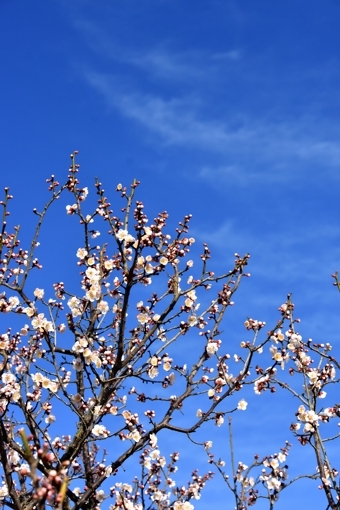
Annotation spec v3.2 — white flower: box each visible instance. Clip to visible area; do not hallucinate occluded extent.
[136,256,145,269]
[95,490,105,502]
[92,424,109,437]
[8,296,19,308]
[97,301,109,314]
[125,233,135,243]
[237,399,248,411]
[144,457,152,470]
[145,263,154,274]
[68,296,82,317]
[266,477,281,491]
[86,267,100,281]
[150,449,160,460]
[2,372,15,384]
[148,367,159,379]
[137,313,149,325]
[116,229,132,242]
[206,342,219,356]
[174,501,194,510]
[128,430,141,442]
[0,483,8,498]
[86,284,101,302]
[150,356,158,366]
[278,452,286,463]
[8,450,20,465]
[188,315,198,327]
[104,259,114,270]
[76,248,88,259]
[66,204,77,215]
[270,458,279,469]
[31,313,54,332]
[105,466,112,477]
[24,306,35,318]
[216,415,224,426]
[45,414,56,424]
[73,358,83,371]
[149,433,157,448]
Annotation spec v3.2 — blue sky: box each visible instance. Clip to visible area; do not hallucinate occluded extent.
[1,0,340,508]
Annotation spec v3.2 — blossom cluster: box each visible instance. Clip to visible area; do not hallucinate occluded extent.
[0,155,339,510]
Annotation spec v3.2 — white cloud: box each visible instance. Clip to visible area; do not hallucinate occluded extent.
[212,50,242,61]
[76,20,340,184]
[85,70,340,179]
[85,70,239,149]
[192,219,340,284]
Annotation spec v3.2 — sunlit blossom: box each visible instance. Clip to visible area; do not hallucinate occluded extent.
[92,424,109,437]
[76,248,88,259]
[237,399,248,411]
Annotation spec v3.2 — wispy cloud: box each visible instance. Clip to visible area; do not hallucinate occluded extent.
[85,70,238,149]
[190,218,340,345]
[75,19,226,83]
[84,69,340,183]
[212,50,242,61]
[74,17,340,188]
[193,219,340,277]
[191,218,340,310]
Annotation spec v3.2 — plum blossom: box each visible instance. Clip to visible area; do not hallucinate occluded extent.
[86,266,100,281]
[216,415,224,426]
[206,342,219,356]
[76,248,88,259]
[137,313,149,325]
[23,305,35,318]
[31,313,54,332]
[237,399,248,411]
[145,263,154,274]
[33,288,44,299]
[66,204,77,215]
[173,501,194,510]
[185,289,197,308]
[97,300,109,314]
[297,405,320,433]
[116,229,135,243]
[2,373,15,384]
[68,296,82,317]
[0,484,8,499]
[8,296,19,309]
[95,490,105,502]
[188,315,198,327]
[104,259,114,270]
[149,433,157,448]
[128,430,141,442]
[92,424,109,437]
[148,367,159,379]
[266,477,281,491]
